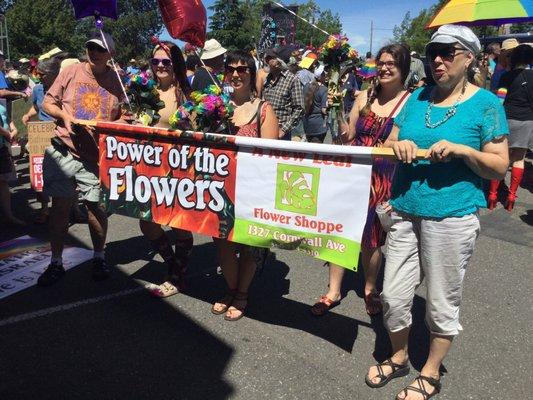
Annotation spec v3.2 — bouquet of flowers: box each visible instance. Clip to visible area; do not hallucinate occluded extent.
[123,71,165,126]
[318,34,359,143]
[169,85,234,132]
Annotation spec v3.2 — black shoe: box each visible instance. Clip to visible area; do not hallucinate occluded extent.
[37,263,66,286]
[91,258,110,281]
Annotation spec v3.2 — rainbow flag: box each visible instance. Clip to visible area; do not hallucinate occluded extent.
[357,61,377,79]
[0,236,49,261]
[496,87,507,103]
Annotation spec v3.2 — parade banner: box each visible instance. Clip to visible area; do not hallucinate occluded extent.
[0,236,93,300]
[97,122,374,270]
[27,121,55,192]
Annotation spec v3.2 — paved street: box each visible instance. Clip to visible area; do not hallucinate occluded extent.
[1,159,531,400]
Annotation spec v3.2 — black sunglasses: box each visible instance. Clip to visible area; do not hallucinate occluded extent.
[225,65,250,75]
[151,58,172,67]
[426,46,466,62]
[86,42,108,53]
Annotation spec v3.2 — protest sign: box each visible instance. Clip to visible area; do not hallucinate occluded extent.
[0,236,93,300]
[26,121,55,191]
[97,122,373,270]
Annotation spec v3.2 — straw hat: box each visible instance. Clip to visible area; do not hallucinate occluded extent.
[200,39,227,60]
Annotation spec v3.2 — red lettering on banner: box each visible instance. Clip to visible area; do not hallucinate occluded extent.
[30,155,45,192]
[313,153,351,168]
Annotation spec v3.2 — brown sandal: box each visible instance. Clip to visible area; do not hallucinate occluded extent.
[310,295,340,316]
[364,291,383,316]
[224,291,248,321]
[396,375,441,400]
[211,289,236,315]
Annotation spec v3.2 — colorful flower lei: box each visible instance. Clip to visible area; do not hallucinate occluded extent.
[123,71,165,126]
[169,85,234,132]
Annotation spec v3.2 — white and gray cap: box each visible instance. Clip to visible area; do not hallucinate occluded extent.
[426,24,481,55]
[86,32,115,54]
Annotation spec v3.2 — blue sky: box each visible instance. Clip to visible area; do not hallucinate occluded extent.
[161,0,437,54]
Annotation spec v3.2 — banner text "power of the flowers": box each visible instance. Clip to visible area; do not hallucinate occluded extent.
[104,136,230,212]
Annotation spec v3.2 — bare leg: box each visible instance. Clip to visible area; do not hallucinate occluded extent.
[396,334,452,400]
[325,263,345,302]
[225,248,257,319]
[139,219,166,241]
[367,327,410,385]
[509,148,526,169]
[361,246,382,296]
[49,196,74,258]
[85,201,107,252]
[212,239,239,313]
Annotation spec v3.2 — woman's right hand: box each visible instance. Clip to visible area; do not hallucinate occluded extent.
[392,140,418,164]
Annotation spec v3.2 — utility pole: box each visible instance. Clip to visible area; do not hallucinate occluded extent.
[369,20,373,56]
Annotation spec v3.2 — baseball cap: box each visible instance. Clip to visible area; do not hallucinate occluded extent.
[426,24,481,55]
[501,38,519,51]
[86,32,115,54]
[200,39,226,60]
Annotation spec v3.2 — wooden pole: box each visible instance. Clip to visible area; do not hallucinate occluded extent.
[79,120,428,161]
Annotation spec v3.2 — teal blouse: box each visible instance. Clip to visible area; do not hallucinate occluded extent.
[391,87,509,218]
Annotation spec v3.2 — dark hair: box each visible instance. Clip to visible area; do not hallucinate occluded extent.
[361,44,410,117]
[487,42,500,55]
[224,50,257,95]
[185,54,201,71]
[366,51,372,59]
[152,41,191,98]
[510,44,533,70]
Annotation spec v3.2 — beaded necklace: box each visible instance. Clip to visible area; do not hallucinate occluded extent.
[425,81,468,129]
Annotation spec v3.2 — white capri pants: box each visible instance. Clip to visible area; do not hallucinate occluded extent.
[381,211,480,336]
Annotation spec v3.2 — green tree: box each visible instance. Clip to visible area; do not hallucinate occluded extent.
[295,0,342,47]
[510,23,533,33]
[6,0,162,63]
[208,0,255,51]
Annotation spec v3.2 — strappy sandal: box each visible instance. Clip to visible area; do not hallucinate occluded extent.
[310,295,340,316]
[211,289,236,315]
[396,375,441,400]
[365,358,410,388]
[224,291,248,321]
[364,291,383,316]
[149,281,179,298]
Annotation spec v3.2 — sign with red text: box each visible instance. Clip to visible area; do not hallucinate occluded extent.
[27,121,55,192]
[98,122,372,270]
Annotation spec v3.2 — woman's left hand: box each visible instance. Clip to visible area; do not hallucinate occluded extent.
[426,140,468,163]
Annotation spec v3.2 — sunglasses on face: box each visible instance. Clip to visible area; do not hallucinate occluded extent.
[151,58,172,67]
[376,60,397,69]
[225,65,250,75]
[86,43,108,53]
[426,46,466,62]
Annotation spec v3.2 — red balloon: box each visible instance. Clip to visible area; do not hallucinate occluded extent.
[158,0,207,48]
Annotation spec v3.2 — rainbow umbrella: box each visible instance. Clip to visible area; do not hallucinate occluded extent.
[427,0,533,27]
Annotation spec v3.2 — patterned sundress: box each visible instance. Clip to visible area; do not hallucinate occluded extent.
[353,111,396,248]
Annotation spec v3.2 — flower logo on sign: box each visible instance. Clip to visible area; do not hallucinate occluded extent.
[275,164,320,216]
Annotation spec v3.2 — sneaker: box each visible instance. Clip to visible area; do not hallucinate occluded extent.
[37,263,66,286]
[91,258,110,281]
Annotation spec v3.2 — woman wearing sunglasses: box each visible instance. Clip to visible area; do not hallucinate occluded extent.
[140,40,194,298]
[211,50,278,321]
[364,25,509,400]
[311,44,411,319]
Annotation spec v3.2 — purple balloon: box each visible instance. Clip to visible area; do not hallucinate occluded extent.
[71,0,118,20]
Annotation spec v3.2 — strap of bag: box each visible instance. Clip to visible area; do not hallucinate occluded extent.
[256,100,265,138]
[371,90,410,147]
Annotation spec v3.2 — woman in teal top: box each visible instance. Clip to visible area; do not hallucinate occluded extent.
[365,25,509,400]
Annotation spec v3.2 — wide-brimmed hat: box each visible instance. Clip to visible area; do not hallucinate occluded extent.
[200,39,226,60]
[501,38,519,52]
[426,24,481,55]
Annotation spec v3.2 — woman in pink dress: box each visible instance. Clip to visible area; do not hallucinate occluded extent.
[211,51,279,321]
